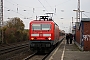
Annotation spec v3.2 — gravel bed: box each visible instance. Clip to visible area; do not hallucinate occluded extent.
[0,41,34,60]
[0,47,33,60]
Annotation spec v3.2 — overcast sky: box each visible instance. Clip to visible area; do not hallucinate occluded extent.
[3,0,90,33]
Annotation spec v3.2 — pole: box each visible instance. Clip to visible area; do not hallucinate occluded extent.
[78,0,80,22]
[72,17,73,33]
[0,0,3,43]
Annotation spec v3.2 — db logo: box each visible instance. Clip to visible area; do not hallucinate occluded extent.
[39,34,43,36]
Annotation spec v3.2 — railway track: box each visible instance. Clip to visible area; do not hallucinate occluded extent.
[23,52,48,60]
[0,43,29,55]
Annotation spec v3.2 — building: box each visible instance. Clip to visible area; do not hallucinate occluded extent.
[75,18,90,51]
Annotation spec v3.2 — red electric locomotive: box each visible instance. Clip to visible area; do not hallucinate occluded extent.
[29,16,61,51]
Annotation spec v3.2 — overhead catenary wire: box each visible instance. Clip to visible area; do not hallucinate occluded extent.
[4,7,27,17]
[37,0,48,12]
[37,0,57,19]
[5,0,35,17]
[42,0,65,19]
[44,0,54,11]
[4,0,82,21]
[83,13,89,18]
[5,0,32,9]
[56,0,72,6]
[5,0,38,19]
[5,0,74,14]
[4,7,36,20]
[5,0,72,15]
[5,0,50,9]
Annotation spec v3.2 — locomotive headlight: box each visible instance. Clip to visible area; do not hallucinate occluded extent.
[31,38,34,40]
[48,37,51,40]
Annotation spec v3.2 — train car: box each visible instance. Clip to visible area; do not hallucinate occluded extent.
[59,30,65,39]
[29,16,62,51]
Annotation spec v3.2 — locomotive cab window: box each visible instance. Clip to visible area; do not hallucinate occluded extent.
[42,24,51,30]
[32,24,41,30]
[31,24,51,30]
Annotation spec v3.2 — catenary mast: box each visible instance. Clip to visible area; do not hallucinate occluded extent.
[0,0,3,43]
[78,0,80,22]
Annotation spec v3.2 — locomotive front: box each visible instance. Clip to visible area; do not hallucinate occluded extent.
[29,20,55,51]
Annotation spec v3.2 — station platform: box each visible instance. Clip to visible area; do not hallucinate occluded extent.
[46,38,90,60]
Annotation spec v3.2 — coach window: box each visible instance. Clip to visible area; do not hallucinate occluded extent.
[42,24,51,30]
